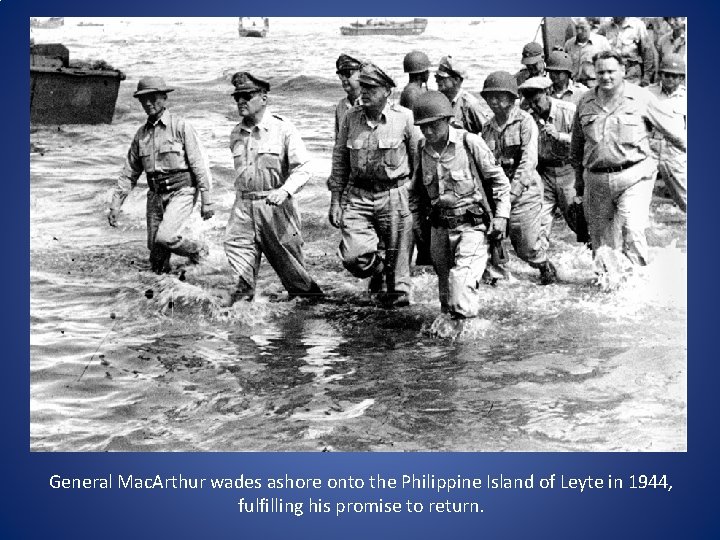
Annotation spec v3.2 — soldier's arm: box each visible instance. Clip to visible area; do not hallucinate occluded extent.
[181,120,212,193]
[472,137,511,219]
[513,115,539,192]
[112,131,144,206]
[281,122,311,196]
[645,92,687,152]
[328,113,351,202]
[569,108,586,195]
[405,110,421,180]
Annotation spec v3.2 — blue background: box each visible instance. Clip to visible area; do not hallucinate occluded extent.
[6,1,714,538]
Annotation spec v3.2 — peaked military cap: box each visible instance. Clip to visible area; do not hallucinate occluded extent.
[358,63,395,88]
[436,56,466,79]
[521,42,544,65]
[336,54,363,73]
[230,71,270,95]
[518,76,553,93]
[134,76,174,97]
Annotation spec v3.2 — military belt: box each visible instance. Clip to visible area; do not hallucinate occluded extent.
[350,176,409,193]
[538,158,569,168]
[431,204,487,230]
[146,170,192,193]
[588,161,639,174]
[240,191,271,200]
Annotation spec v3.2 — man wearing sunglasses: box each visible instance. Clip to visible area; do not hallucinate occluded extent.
[329,62,420,307]
[647,54,687,212]
[222,72,323,305]
[108,76,214,275]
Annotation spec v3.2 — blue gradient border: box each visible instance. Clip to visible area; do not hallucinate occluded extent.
[7,1,713,538]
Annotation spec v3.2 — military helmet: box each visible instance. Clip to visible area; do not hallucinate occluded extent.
[403,50,430,73]
[545,50,573,73]
[659,54,686,75]
[413,91,453,125]
[481,71,519,98]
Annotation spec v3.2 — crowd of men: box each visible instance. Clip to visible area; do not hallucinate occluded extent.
[107,16,687,321]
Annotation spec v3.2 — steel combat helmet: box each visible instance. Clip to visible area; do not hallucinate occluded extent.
[403,50,430,74]
[412,91,454,125]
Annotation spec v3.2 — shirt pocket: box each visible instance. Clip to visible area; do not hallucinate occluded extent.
[449,169,476,199]
[256,143,283,188]
[580,113,602,144]
[346,138,365,171]
[378,137,404,169]
[500,131,522,169]
[615,113,645,145]
[422,167,439,202]
[156,141,186,170]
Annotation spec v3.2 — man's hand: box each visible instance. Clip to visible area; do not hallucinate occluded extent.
[489,217,508,239]
[328,203,343,229]
[541,123,560,140]
[200,200,215,220]
[265,188,290,207]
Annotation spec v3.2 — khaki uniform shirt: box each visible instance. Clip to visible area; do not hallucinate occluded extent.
[329,102,419,194]
[482,105,540,196]
[657,33,687,63]
[551,81,588,106]
[450,89,490,134]
[230,110,310,195]
[413,127,511,219]
[334,96,359,139]
[570,83,687,192]
[647,83,687,149]
[533,98,576,163]
[115,110,212,199]
[599,18,655,85]
[564,33,612,78]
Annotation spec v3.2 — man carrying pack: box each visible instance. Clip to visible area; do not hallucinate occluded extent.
[108,76,214,274]
[329,62,419,307]
[222,72,323,304]
[411,92,510,319]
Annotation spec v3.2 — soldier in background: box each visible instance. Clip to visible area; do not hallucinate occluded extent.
[329,63,419,307]
[599,17,655,86]
[108,76,214,275]
[334,54,363,138]
[657,17,686,64]
[564,17,611,80]
[400,50,430,111]
[515,42,547,87]
[647,54,687,212]
[435,56,489,134]
[222,72,323,304]
[545,50,588,106]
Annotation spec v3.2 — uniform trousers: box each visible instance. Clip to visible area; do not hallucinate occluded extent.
[538,164,578,250]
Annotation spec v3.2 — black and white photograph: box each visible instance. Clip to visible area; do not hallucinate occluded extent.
[30,16,687,452]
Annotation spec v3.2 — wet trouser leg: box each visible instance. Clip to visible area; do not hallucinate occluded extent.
[147,187,203,271]
[657,146,687,213]
[584,160,656,266]
[224,196,262,286]
[255,198,319,294]
[508,177,547,268]
[339,185,412,295]
[539,164,577,250]
[431,223,489,318]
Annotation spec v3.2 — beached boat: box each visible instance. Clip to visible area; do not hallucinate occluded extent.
[30,17,64,29]
[540,17,575,58]
[30,43,126,125]
[340,18,428,36]
[238,17,268,38]
[77,22,105,27]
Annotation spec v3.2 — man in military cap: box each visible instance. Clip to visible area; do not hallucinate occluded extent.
[545,50,587,106]
[648,54,687,212]
[515,42,547,86]
[481,71,558,284]
[334,53,363,139]
[410,91,510,319]
[108,76,214,274]
[329,62,419,306]
[598,17,655,86]
[518,76,585,247]
[571,51,686,266]
[400,50,430,111]
[222,71,323,304]
[564,18,611,80]
[435,56,489,134]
